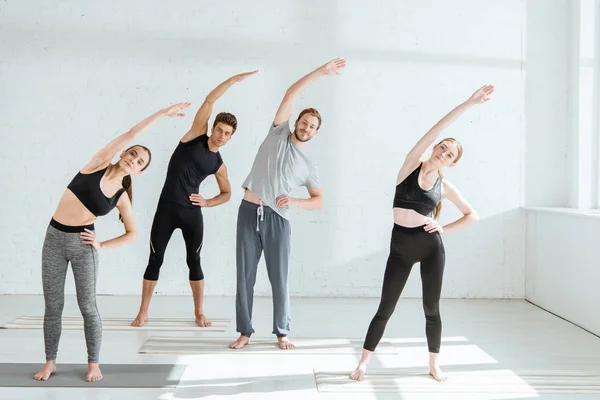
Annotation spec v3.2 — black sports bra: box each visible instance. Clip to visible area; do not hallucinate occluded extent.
[393,163,441,216]
[67,167,125,217]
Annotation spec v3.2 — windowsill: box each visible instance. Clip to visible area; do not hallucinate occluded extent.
[523,206,600,218]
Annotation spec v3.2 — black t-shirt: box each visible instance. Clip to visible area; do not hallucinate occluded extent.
[159,135,223,207]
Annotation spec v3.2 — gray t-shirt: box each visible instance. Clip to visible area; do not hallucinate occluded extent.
[241,120,320,220]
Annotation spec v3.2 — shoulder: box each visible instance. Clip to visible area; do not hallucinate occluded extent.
[116,190,132,206]
[441,179,459,198]
[181,134,208,146]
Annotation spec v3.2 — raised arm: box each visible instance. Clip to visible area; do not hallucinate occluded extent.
[181,70,258,143]
[405,85,494,163]
[396,85,494,184]
[273,58,346,126]
[188,164,232,208]
[83,102,191,173]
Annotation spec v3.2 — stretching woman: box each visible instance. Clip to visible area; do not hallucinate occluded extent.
[33,102,190,382]
[350,85,494,382]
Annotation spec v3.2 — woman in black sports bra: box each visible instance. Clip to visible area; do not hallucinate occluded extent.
[33,102,190,383]
[350,85,494,383]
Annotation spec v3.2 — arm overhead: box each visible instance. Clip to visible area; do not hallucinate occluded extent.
[273,58,346,127]
[181,70,258,143]
[83,103,191,172]
[396,85,494,184]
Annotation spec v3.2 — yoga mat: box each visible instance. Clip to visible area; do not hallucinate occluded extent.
[0,363,186,388]
[1,316,230,331]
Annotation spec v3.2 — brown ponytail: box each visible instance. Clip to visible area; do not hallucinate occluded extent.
[118,144,152,223]
[119,175,132,223]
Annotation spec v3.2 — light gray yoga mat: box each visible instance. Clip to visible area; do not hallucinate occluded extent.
[0,363,186,388]
[0,316,230,331]
[314,369,600,394]
[139,337,399,354]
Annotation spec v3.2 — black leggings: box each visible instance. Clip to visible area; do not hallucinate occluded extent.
[144,199,205,281]
[364,223,445,353]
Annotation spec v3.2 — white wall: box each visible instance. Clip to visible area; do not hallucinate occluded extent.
[523,0,600,337]
[0,0,526,298]
[525,209,600,336]
[524,0,572,208]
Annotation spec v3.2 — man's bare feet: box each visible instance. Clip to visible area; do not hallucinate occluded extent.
[277,336,295,350]
[195,314,212,327]
[33,361,56,381]
[429,364,447,382]
[349,363,367,381]
[131,311,148,327]
[229,335,250,349]
[86,363,103,382]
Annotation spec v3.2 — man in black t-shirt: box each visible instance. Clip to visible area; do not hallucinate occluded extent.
[131,70,257,328]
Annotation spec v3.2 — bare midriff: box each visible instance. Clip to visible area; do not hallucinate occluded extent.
[51,189,97,226]
[393,207,430,228]
[242,188,269,206]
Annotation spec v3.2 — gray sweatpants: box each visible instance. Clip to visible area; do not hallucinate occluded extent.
[235,200,291,337]
[42,220,102,363]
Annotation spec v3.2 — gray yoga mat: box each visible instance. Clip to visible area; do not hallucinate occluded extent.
[139,336,400,355]
[314,368,600,394]
[0,363,186,388]
[0,316,230,331]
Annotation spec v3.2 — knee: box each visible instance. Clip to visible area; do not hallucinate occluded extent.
[78,302,99,320]
[374,309,394,322]
[423,302,440,320]
[144,254,164,280]
[187,253,204,281]
[375,301,396,321]
[45,301,64,317]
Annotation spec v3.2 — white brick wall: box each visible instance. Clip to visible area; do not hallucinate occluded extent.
[0,0,527,298]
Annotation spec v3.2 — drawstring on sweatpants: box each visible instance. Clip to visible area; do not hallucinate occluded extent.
[256,200,264,231]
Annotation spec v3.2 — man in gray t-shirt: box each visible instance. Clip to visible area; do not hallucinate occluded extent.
[229,58,346,350]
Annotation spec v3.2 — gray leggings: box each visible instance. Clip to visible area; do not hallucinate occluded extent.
[42,219,101,363]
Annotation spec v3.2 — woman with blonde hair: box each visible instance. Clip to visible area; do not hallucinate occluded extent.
[350,85,494,382]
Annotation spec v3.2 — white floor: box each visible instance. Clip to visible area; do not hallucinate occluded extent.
[0,295,599,400]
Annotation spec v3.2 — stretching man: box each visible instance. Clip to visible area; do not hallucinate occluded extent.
[229,58,346,350]
[131,70,257,327]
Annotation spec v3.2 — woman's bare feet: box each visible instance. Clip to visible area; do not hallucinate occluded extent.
[195,314,212,327]
[349,363,367,381]
[277,336,295,350]
[429,364,447,382]
[131,311,148,327]
[33,360,56,381]
[86,363,103,382]
[229,335,250,349]
[429,352,447,382]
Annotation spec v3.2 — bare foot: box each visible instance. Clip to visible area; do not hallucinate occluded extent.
[229,335,250,349]
[131,311,148,327]
[349,363,367,381]
[429,365,447,382]
[86,363,103,382]
[33,361,56,381]
[277,336,295,350]
[195,314,212,327]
